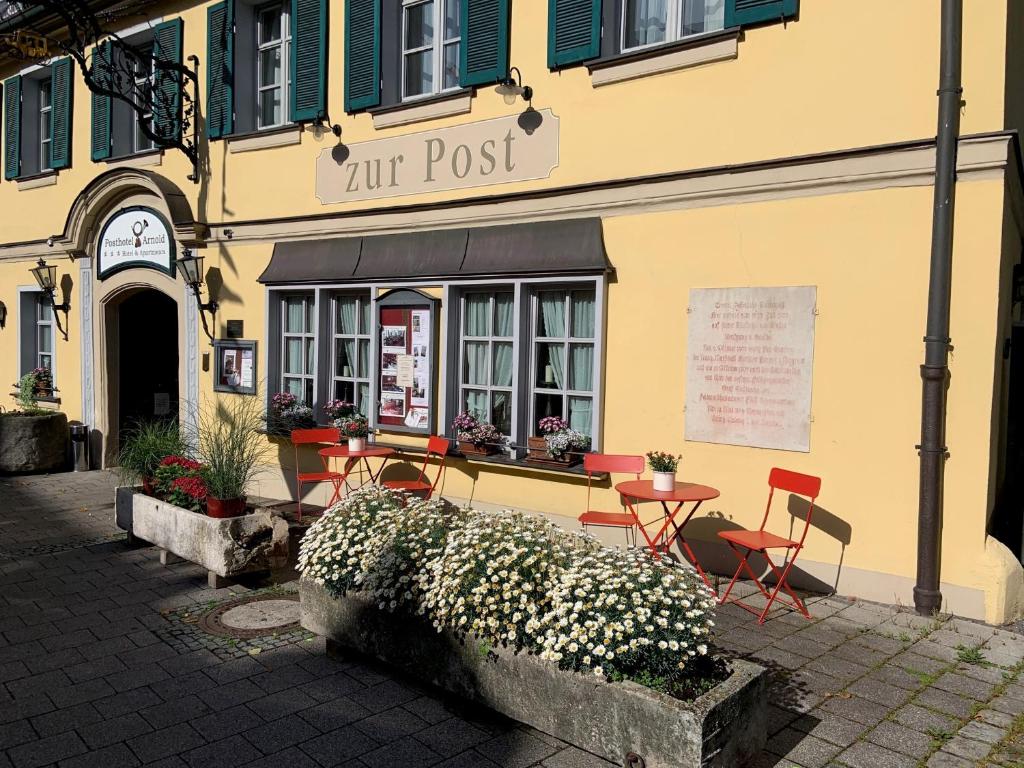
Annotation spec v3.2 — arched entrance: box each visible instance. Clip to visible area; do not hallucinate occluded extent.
[112,289,179,448]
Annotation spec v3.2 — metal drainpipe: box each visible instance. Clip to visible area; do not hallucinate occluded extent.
[915,0,963,616]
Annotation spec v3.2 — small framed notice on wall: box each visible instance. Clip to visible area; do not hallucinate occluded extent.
[213,340,257,395]
[374,289,438,435]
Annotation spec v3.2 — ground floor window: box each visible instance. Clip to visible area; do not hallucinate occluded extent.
[331,293,372,416]
[531,288,595,437]
[36,295,54,373]
[459,290,514,436]
[281,294,315,405]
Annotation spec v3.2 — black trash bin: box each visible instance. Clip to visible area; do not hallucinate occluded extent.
[70,424,90,472]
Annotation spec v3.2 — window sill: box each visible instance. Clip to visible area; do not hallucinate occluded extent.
[587,29,739,87]
[227,125,304,153]
[16,172,58,190]
[370,89,473,129]
[105,150,163,169]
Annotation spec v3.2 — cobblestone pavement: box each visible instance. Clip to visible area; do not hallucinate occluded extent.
[4,471,1024,768]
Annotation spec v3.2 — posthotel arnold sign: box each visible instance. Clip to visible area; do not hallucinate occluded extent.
[97,207,176,279]
[316,110,560,204]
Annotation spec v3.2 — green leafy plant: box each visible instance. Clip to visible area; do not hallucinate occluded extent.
[16,372,41,411]
[956,644,988,665]
[117,420,190,486]
[646,451,681,473]
[199,396,271,501]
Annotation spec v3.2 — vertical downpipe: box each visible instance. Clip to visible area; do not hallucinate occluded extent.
[915,0,963,616]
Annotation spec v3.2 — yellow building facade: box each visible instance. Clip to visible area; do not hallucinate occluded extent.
[1,0,1023,622]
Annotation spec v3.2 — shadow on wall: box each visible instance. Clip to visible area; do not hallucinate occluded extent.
[680,493,852,596]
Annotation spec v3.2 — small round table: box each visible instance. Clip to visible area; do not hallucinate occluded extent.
[319,445,395,505]
[614,479,720,590]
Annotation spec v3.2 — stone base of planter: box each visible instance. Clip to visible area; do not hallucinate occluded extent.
[0,412,68,473]
[132,493,289,578]
[300,581,766,768]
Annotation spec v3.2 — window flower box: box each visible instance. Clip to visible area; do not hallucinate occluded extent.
[300,582,766,768]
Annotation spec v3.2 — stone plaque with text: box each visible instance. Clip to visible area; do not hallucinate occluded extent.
[685,286,816,452]
[316,110,559,204]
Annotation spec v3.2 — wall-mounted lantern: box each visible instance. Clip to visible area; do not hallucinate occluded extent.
[310,110,342,141]
[495,67,533,105]
[0,300,7,329]
[30,258,70,340]
[176,248,218,341]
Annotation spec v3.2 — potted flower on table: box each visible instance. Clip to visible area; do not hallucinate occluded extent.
[452,412,503,456]
[337,413,370,452]
[647,451,681,492]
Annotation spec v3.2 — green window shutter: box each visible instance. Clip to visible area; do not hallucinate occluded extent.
[49,58,73,170]
[460,0,511,87]
[153,18,184,142]
[207,1,234,139]
[345,0,380,112]
[725,0,798,27]
[290,0,326,122]
[3,75,20,180]
[547,0,601,69]
[90,42,112,161]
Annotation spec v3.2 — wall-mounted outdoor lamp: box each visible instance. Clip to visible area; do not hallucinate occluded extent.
[30,258,70,340]
[176,248,218,341]
[495,67,533,105]
[310,110,342,141]
[0,300,7,329]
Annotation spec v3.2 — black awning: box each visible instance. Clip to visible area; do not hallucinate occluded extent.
[257,218,610,285]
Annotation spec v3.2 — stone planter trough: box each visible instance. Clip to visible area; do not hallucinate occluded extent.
[300,581,767,768]
[132,492,289,582]
[0,412,68,473]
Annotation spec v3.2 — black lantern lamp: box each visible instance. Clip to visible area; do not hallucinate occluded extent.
[310,110,342,141]
[495,67,533,105]
[176,248,218,340]
[30,258,70,339]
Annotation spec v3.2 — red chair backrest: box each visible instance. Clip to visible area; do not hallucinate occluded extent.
[426,435,450,457]
[584,453,644,475]
[411,436,450,494]
[763,467,821,548]
[291,428,340,445]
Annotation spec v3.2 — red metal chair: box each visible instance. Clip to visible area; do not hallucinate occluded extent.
[717,467,822,624]
[381,435,449,501]
[291,428,343,521]
[579,453,645,546]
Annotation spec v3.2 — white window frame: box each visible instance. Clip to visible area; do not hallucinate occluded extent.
[38,77,52,172]
[132,46,155,154]
[280,293,316,405]
[330,292,373,417]
[457,289,516,438]
[401,0,461,102]
[620,0,724,53]
[36,295,54,374]
[528,287,597,440]
[256,0,292,130]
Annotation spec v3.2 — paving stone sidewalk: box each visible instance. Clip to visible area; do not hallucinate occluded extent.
[3,471,1024,768]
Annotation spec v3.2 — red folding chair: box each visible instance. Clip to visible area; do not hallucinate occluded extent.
[579,453,644,546]
[717,468,822,624]
[381,435,449,501]
[291,428,343,521]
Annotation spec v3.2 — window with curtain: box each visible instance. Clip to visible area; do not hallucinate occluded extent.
[459,291,514,436]
[331,294,373,417]
[402,0,461,100]
[621,0,724,51]
[532,289,596,438]
[281,294,315,405]
[36,296,53,373]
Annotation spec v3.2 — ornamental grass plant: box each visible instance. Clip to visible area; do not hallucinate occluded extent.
[298,487,723,699]
[117,419,191,486]
[198,395,271,501]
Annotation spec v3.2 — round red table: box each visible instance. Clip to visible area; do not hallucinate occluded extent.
[319,445,395,504]
[614,479,720,590]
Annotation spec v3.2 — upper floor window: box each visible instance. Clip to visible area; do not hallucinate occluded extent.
[257,1,292,129]
[402,0,461,101]
[3,61,72,181]
[131,46,155,153]
[621,0,724,52]
[37,77,52,172]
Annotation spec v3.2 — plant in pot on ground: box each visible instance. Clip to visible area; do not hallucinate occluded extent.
[647,450,681,492]
[298,487,725,699]
[117,420,190,494]
[153,455,207,512]
[337,413,370,452]
[199,396,271,518]
[452,412,503,456]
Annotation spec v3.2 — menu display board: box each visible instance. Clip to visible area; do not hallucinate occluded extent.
[375,290,437,434]
[213,340,257,395]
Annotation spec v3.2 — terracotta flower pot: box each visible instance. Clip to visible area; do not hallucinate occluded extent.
[141,477,156,496]
[207,496,247,518]
[458,440,497,456]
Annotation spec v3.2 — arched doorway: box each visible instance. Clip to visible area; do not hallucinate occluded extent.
[114,290,179,448]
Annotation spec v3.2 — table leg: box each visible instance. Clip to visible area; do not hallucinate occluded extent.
[364,456,391,485]
[659,500,717,594]
[624,497,665,560]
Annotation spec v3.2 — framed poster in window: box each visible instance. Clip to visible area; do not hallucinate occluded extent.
[213,340,257,395]
[374,289,439,435]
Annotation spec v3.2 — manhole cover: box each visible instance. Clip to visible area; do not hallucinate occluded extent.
[198,594,301,638]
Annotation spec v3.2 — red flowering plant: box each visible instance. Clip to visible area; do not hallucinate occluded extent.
[153,455,208,512]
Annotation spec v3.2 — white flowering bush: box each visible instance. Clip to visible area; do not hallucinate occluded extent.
[420,511,597,651]
[299,490,724,699]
